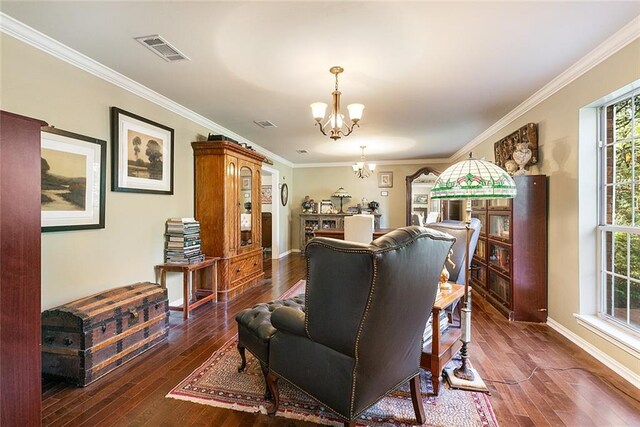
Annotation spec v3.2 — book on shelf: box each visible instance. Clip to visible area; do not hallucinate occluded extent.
[422,311,449,346]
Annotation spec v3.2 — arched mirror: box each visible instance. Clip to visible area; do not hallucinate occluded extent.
[405,167,441,226]
[240,166,252,247]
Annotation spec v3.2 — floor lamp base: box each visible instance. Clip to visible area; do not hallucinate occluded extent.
[444,367,489,393]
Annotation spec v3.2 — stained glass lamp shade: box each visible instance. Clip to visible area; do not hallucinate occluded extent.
[430,155,517,200]
[331,187,352,214]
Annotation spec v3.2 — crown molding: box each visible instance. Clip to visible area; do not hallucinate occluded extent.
[293,157,449,169]
[2,12,639,169]
[451,14,640,162]
[0,12,294,168]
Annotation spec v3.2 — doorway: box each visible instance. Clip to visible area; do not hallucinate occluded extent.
[261,166,280,259]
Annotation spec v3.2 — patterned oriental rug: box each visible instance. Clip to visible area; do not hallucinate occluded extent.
[166,280,498,427]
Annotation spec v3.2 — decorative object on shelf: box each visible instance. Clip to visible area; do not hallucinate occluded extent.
[280,183,288,206]
[378,171,393,188]
[320,200,334,214]
[244,202,252,212]
[41,127,106,232]
[352,146,376,178]
[331,187,352,214]
[430,153,516,391]
[301,195,313,213]
[512,140,533,175]
[368,200,380,213]
[439,250,456,291]
[111,107,174,194]
[261,185,272,204]
[310,66,364,141]
[493,123,538,174]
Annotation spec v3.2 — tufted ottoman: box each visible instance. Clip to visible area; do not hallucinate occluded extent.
[235,295,305,398]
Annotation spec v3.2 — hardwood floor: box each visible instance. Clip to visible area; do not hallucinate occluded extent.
[41,254,640,426]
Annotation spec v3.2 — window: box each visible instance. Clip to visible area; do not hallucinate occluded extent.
[599,89,640,333]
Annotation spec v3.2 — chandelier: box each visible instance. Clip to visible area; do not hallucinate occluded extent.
[310,66,364,140]
[352,146,376,179]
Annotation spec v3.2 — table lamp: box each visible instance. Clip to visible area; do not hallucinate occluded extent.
[331,187,352,214]
[430,153,516,388]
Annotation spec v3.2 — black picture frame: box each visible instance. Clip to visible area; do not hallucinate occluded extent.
[111,107,174,194]
[280,183,288,206]
[41,126,106,232]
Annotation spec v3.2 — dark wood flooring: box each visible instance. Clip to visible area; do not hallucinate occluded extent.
[42,254,640,426]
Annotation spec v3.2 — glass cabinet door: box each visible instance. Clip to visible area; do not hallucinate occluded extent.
[488,242,511,274]
[239,166,252,247]
[488,213,511,241]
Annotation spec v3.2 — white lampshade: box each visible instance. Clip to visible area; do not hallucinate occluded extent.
[347,103,365,121]
[430,156,517,200]
[369,163,376,171]
[356,161,364,170]
[352,164,359,172]
[310,102,327,120]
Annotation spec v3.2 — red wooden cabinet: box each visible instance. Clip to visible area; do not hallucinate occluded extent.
[0,111,47,426]
[470,175,548,322]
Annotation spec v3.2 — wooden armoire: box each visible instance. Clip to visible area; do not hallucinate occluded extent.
[0,111,47,425]
[192,141,265,301]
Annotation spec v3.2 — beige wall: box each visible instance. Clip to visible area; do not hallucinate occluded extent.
[0,34,292,309]
[450,39,640,376]
[291,162,448,250]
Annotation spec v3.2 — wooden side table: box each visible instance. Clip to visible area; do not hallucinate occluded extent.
[155,257,219,319]
[420,283,465,395]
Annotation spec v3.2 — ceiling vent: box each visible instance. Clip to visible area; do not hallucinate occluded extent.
[254,120,277,129]
[296,149,308,154]
[134,35,189,62]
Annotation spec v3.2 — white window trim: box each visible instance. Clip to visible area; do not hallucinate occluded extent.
[574,313,640,359]
[576,80,640,360]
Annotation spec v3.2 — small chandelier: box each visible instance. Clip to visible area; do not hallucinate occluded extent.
[310,66,364,141]
[352,146,376,179]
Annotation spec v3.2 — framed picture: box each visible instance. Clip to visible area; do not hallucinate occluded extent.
[261,185,272,204]
[41,127,106,232]
[378,171,393,188]
[111,107,174,194]
[241,177,251,191]
[413,194,429,204]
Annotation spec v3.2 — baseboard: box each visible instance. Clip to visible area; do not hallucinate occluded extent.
[546,317,640,389]
[278,249,299,259]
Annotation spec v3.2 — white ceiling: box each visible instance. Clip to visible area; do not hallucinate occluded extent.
[2,1,639,164]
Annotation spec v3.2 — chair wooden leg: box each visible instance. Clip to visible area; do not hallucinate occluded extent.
[260,362,272,400]
[237,344,246,372]
[266,371,280,415]
[410,374,426,425]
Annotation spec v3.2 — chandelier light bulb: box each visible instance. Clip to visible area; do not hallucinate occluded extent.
[310,102,328,121]
[347,103,364,122]
[369,163,376,171]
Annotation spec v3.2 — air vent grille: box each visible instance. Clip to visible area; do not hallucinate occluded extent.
[296,149,308,154]
[134,35,189,62]
[254,120,277,129]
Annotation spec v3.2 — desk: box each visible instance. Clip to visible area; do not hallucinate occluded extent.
[420,284,464,395]
[155,257,219,319]
[313,228,396,240]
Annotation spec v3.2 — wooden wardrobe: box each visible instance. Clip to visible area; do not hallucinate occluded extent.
[0,111,47,425]
[192,141,265,301]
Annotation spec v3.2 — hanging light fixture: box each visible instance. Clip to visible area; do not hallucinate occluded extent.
[310,66,364,141]
[352,146,376,179]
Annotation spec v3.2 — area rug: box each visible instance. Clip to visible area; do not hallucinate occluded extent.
[166,280,498,426]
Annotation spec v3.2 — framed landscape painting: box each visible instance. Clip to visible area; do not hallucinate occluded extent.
[111,107,174,194]
[41,127,106,232]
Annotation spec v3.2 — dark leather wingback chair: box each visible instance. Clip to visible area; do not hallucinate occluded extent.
[266,227,455,426]
[427,218,482,284]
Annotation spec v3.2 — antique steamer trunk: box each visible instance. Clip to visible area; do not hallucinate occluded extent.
[41,282,169,386]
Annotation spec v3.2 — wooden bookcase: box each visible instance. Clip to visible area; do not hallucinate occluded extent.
[192,141,266,301]
[469,175,548,322]
[0,111,47,425]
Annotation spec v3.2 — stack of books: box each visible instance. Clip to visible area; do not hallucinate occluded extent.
[164,218,205,264]
[422,310,449,346]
